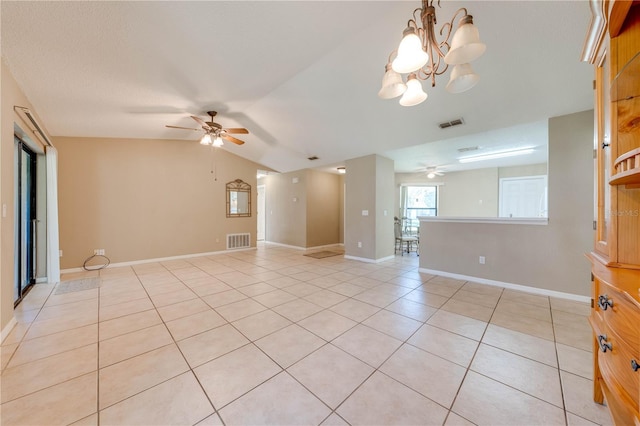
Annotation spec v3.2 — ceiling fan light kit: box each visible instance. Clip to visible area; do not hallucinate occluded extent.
[166,111,249,146]
[379,0,486,106]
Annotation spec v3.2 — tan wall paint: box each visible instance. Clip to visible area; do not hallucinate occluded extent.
[263,171,307,247]
[345,155,376,258]
[375,155,395,260]
[345,154,394,261]
[306,170,340,248]
[439,168,499,217]
[419,110,594,296]
[395,163,548,218]
[1,62,48,333]
[54,136,261,268]
[263,169,341,248]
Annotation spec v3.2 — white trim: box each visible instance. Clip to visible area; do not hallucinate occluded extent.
[304,243,344,253]
[1,317,17,344]
[263,241,305,251]
[419,267,590,303]
[344,254,396,264]
[61,247,257,274]
[399,182,445,187]
[418,216,548,226]
[36,277,48,284]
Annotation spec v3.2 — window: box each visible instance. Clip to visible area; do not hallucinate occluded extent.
[402,185,437,220]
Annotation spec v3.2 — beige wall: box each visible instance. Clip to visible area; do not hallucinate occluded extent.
[396,163,548,218]
[263,169,341,248]
[345,154,394,261]
[55,136,261,268]
[1,62,48,334]
[263,171,307,247]
[419,110,594,296]
[440,168,499,217]
[306,170,340,247]
[375,155,395,260]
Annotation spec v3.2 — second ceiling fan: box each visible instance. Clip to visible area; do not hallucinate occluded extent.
[166,111,249,146]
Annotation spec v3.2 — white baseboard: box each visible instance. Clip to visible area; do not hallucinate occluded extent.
[344,254,396,264]
[263,241,306,250]
[61,247,257,274]
[419,267,590,303]
[304,243,344,253]
[1,317,17,344]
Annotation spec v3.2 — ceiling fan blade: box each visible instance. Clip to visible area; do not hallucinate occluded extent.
[191,115,210,130]
[221,134,245,145]
[224,128,249,134]
[166,125,200,131]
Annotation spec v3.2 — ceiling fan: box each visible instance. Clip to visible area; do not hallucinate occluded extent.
[166,111,248,146]
[424,166,445,179]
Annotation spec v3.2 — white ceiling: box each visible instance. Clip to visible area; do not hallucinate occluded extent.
[1,1,593,174]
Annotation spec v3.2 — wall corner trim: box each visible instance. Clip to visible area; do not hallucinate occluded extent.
[419,267,590,303]
[1,317,18,344]
[344,254,396,264]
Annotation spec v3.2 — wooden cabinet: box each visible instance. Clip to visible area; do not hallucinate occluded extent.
[584,1,640,424]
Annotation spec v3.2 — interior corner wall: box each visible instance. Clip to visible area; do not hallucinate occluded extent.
[419,110,594,296]
[1,62,48,335]
[306,170,340,248]
[264,170,307,248]
[345,154,394,261]
[54,136,260,268]
[375,155,395,260]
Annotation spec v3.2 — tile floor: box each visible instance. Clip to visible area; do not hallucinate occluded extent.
[0,244,612,425]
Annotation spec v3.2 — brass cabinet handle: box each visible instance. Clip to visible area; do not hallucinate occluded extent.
[598,294,614,310]
[598,334,612,353]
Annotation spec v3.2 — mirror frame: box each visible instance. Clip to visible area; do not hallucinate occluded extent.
[226,179,251,218]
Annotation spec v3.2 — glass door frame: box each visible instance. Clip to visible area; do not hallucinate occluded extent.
[15,136,38,306]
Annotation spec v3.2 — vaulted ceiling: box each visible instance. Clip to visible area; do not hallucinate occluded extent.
[2,1,594,174]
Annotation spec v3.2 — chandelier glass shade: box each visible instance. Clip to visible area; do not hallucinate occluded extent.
[379,0,486,106]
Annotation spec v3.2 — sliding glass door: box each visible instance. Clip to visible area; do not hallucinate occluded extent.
[15,137,38,305]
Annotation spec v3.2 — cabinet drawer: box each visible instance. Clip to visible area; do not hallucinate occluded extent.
[597,327,640,412]
[597,280,640,349]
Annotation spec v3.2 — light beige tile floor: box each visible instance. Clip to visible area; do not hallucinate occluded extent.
[0,244,613,425]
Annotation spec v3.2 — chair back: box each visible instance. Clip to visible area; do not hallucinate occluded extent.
[394,222,402,239]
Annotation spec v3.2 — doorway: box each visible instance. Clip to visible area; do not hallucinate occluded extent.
[257,185,266,241]
[15,136,38,305]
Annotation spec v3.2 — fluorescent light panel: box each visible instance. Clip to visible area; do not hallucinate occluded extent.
[458,147,535,163]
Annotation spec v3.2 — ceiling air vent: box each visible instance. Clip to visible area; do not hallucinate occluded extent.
[438,118,465,129]
[307,156,319,161]
[457,146,479,153]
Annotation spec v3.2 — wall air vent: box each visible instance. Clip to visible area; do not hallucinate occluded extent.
[307,156,319,161]
[227,233,251,250]
[438,118,465,129]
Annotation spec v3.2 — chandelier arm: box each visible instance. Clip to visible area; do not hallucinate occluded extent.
[440,7,469,41]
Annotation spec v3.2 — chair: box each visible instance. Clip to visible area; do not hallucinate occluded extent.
[394,221,419,256]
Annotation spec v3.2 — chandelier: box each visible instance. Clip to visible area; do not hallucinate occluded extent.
[378,0,486,106]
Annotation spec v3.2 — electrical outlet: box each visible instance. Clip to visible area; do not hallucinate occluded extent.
[99,249,105,256]
[357,242,362,248]
[94,249,99,255]
[479,256,486,265]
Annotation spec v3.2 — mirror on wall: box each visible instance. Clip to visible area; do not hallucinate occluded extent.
[226,179,251,217]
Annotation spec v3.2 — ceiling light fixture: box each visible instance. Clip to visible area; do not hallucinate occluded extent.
[378,0,486,106]
[459,148,535,163]
[200,133,212,145]
[200,131,224,147]
[337,167,346,174]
